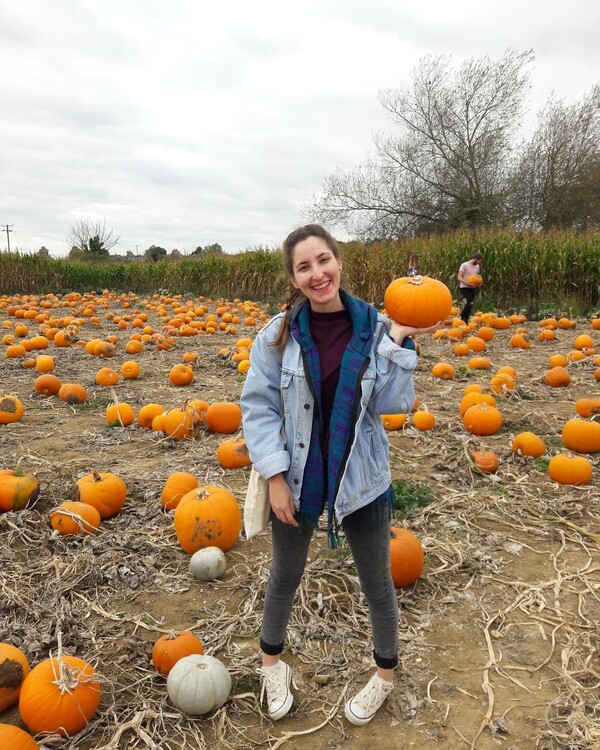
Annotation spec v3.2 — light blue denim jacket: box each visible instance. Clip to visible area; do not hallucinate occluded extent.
[240,311,418,523]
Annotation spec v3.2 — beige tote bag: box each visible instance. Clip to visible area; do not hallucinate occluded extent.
[243,467,271,540]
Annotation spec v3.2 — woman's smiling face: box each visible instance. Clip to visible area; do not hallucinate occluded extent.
[290,235,343,312]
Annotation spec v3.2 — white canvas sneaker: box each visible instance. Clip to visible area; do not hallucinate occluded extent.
[258,661,293,720]
[344,673,393,725]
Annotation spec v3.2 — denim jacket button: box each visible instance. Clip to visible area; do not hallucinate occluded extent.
[299,442,305,449]
[304,403,310,409]
[293,479,299,485]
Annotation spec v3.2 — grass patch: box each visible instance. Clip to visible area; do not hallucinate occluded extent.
[77,397,112,410]
[391,479,434,520]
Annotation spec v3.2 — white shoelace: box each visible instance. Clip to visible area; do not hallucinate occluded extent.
[259,665,288,706]
[352,675,393,715]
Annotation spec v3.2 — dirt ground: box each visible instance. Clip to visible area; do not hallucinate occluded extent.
[0,295,598,750]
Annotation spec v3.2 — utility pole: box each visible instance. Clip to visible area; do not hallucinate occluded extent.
[135,244,139,261]
[1,224,13,252]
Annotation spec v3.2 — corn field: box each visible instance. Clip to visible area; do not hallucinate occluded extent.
[1,230,598,315]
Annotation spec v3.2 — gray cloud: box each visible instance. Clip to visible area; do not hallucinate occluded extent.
[1,0,598,256]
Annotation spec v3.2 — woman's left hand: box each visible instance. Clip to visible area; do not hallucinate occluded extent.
[390,320,445,345]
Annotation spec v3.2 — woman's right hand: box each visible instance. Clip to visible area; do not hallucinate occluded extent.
[268,474,299,527]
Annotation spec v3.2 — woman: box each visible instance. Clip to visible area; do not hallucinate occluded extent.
[457,252,483,324]
[241,225,438,726]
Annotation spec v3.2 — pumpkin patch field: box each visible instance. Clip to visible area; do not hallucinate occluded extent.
[0,290,598,750]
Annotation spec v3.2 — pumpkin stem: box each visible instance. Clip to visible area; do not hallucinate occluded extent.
[92,470,103,482]
[408,275,424,286]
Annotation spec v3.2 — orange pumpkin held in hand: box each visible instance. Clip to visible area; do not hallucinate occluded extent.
[384,276,452,328]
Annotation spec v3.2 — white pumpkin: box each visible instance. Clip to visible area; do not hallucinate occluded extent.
[167,654,231,715]
[189,546,227,581]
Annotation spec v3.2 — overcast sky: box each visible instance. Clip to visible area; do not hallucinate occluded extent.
[1,0,598,257]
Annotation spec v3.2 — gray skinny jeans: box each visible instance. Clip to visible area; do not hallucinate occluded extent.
[260,500,399,669]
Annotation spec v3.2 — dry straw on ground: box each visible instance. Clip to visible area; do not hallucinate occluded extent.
[0,306,598,749]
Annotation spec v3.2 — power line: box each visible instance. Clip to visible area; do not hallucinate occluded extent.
[1,224,13,253]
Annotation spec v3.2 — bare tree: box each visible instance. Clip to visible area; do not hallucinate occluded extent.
[66,219,120,255]
[509,85,599,229]
[307,49,534,238]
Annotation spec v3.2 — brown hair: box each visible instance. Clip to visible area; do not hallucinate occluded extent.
[273,225,341,351]
[472,252,483,261]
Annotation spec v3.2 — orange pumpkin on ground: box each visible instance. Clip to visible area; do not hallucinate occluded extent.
[412,410,436,431]
[561,418,600,454]
[549,354,567,368]
[573,334,594,350]
[58,383,88,404]
[0,395,24,424]
[34,373,62,396]
[466,336,486,353]
[548,454,592,485]
[121,361,140,379]
[511,432,546,457]
[389,527,424,588]
[161,472,199,511]
[0,468,39,512]
[431,362,454,380]
[205,402,242,434]
[138,403,165,429]
[34,355,55,373]
[489,373,517,395]
[544,366,571,387]
[463,403,503,436]
[77,471,127,519]
[152,632,204,677]
[0,723,38,748]
[163,406,202,441]
[106,402,135,427]
[19,655,101,737]
[174,485,241,554]
[169,364,194,387]
[381,414,407,431]
[459,392,497,417]
[217,438,252,469]
[468,357,491,370]
[95,367,120,387]
[575,398,600,418]
[0,643,31,712]
[50,502,101,536]
[472,451,499,473]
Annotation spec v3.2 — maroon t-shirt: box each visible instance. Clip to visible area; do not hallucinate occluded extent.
[310,308,353,442]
